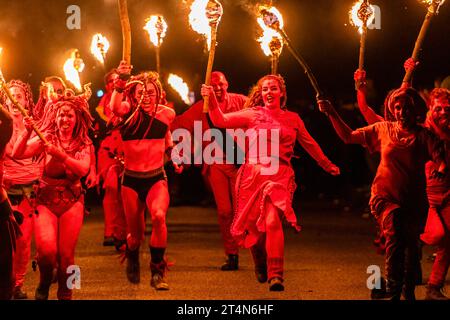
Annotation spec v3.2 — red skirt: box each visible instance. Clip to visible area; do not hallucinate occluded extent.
[231,163,301,248]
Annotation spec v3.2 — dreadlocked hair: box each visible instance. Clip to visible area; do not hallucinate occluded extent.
[385,87,427,124]
[244,74,287,109]
[120,71,163,133]
[38,89,93,153]
[1,80,35,115]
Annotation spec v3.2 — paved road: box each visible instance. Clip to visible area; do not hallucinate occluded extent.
[19,203,447,300]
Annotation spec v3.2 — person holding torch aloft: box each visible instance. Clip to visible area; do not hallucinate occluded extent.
[318,87,446,300]
[202,74,340,291]
[110,61,181,290]
[12,91,93,300]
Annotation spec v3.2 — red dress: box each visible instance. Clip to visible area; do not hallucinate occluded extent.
[217,107,335,248]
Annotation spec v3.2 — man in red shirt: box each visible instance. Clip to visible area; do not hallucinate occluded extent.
[171,72,247,271]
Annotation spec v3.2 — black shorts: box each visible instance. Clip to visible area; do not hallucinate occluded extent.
[121,168,167,203]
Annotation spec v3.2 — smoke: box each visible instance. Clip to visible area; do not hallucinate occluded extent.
[232,0,274,16]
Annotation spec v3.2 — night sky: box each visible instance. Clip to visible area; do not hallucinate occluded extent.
[0,0,449,109]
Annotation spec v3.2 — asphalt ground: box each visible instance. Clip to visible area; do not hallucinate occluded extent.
[17,201,448,300]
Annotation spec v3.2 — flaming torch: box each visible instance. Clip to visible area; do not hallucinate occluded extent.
[350,1,375,71]
[144,15,168,75]
[257,15,284,75]
[90,33,110,65]
[189,0,223,112]
[168,74,192,105]
[63,49,85,92]
[258,5,323,99]
[0,57,48,144]
[403,0,446,83]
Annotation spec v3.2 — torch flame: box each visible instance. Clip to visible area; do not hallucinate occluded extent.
[189,0,223,50]
[63,49,84,92]
[90,33,110,65]
[421,0,446,13]
[168,74,191,105]
[350,1,376,35]
[144,15,168,47]
[257,14,284,57]
[258,5,284,31]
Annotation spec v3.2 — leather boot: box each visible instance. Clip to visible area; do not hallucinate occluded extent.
[125,246,140,284]
[221,254,238,271]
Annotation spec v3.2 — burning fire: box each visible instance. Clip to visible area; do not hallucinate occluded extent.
[421,0,446,13]
[189,0,223,50]
[90,33,110,64]
[168,74,191,105]
[63,49,84,92]
[258,5,284,31]
[144,15,168,47]
[257,13,284,57]
[349,1,375,34]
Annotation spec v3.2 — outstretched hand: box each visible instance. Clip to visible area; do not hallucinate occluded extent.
[327,164,341,176]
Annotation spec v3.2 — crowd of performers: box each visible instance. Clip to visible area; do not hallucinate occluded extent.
[0,56,448,300]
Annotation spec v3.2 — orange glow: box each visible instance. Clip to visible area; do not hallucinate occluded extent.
[257,14,283,57]
[189,0,223,50]
[421,0,446,13]
[349,1,375,35]
[258,5,284,31]
[90,33,110,64]
[168,74,191,105]
[63,50,84,92]
[143,15,168,47]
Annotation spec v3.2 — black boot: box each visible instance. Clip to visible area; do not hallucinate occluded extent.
[13,286,28,299]
[35,283,50,300]
[150,247,169,290]
[125,246,140,284]
[150,261,169,290]
[221,254,238,271]
[370,277,387,300]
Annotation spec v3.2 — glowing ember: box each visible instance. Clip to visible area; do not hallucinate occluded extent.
[63,49,84,92]
[90,33,110,64]
[144,15,168,47]
[258,5,284,31]
[168,74,191,105]
[189,0,223,50]
[257,16,283,57]
[349,1,375,35]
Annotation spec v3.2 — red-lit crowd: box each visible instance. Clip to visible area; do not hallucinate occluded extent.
[0,57,448,300]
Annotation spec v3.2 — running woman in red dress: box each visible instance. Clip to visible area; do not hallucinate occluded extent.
[110,61,181,290]
[202,74,340,291]
[171,71,247,271]
[13,90,93,300]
